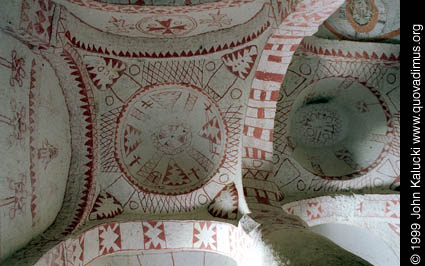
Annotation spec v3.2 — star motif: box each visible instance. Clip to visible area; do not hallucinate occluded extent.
[193,222,217,250]
[99,223,121,254]
[306,201,322,219]
[143,221,165,249]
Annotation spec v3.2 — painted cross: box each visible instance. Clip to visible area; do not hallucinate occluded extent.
[147,19,187,35]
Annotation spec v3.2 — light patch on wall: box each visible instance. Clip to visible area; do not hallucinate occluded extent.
[311,223,399,266]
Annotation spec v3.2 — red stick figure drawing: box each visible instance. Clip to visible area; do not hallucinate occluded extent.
[0,99,27,148]
[38,138,58,170]
[0,174,28,219]
[0,50,26,87]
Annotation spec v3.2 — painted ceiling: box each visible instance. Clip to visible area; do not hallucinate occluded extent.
[0,0,400,265]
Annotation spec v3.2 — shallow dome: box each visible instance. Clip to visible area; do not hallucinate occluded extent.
[94,0,219,5]
[288,77,391,179]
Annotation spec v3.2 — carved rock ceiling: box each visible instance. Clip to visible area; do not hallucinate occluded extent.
[0,0,399,265]
[95,0,220,5]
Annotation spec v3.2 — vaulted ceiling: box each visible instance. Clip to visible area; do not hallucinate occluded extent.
[0,0,399,265]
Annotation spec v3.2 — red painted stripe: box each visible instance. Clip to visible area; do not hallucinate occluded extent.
[249,89,255,99]
[257,108,265,118]
[243,125,249,135]
[255,71,284,82]
[253,127,263,138]
[252,148,259,159]
[259,149,266,160]
[245,115,275,120]
[264,43,274,50]
[290,44,299,51]
[260,90,267,101]
[245,147,250,157]
[269,131,274,142]
[268,55,282,63]
[249,89,280,101]
[270,90,279,101]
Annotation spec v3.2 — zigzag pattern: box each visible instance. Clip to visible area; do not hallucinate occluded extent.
[138,191,199,214]
[60,48,97,235]
[222,105,243,175]
[273,98,293,156]
[64,20,270,59]
[208,183,238,219]
[300,41,400,61]
[139,60,204,88]
[29,59,40,227]
[312,60,390,89]
[100,108,121,173]
[66,0,255,14]
[89,191,123,220]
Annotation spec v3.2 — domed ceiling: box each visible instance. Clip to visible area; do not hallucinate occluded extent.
[273,35,400,197]
[316,0,400,42]
[0,29,71,261]
[0,0,400,265]
[94,0,219,5]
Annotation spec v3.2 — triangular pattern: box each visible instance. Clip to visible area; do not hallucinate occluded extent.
[85,57,126,91]
[222,45,258,79]
[193,222,217,250]
[149,91,182,109]
[162,160,191,186]
[376,159,398,178]
[199,116,222,145]
[123,124,142,157]
[99,223,122,255]
[64,21,270,59]
[60,50,97,235]
[208,183,239,219]
[142,221,166,249]
[300,40,400,62]
[48,245,65,266]
[89,191,123,220]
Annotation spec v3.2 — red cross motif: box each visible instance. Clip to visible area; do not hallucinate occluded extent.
[147,19,187,35]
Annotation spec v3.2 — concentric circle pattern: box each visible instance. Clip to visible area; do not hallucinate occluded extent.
[115,83,227,194]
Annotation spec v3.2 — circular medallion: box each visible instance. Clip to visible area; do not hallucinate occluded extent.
[292,104,348,148]
[115,83,227,195]
[153,123,192,155]
[320,0,400,41]
[346,0,379,33]
[136,15,197,37]
[288,78,392,179]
